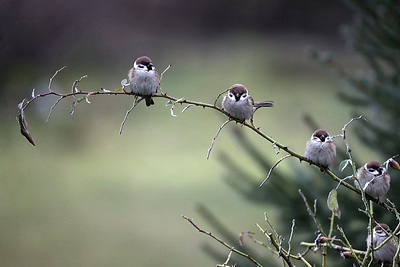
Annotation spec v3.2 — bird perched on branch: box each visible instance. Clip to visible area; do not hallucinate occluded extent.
[222,84,273,123]
[304,129,336,169]
[127,56,160,106]
[355,161,390,200]
[367,223,398,264]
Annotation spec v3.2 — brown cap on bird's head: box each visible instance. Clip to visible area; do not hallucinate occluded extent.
[228,84,248,102]
[229,84,248,94]
[312,129,330,142]
[366,160,382,170]
[134,56,153,65]
[134,56,154,71]
[364,160,386,175]
[374,223,391,232]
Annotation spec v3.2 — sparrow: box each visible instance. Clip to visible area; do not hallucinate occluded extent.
[304,129,336,169]
[367,223,398,264]
[221,84,273,122]
[127,56,160,106]
[355,161,391,199]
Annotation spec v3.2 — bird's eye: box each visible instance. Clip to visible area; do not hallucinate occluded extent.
[229,93,234,98]
[138,64,145,68]
[241,94,247,98]
[367,168,375,173]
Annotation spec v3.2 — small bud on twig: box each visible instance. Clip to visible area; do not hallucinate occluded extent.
[389,158,400,171]
[340,251,353,259]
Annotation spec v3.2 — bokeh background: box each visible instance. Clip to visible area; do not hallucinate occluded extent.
[1,0,396,266]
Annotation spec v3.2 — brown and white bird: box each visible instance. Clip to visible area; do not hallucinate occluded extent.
[355,161,391,199]
[367,223,398,264]
[304,129,336,169]
[221,84,273,122]
[128,56,160,106]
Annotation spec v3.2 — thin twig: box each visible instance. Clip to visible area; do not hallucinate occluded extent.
[298,189,326,236]
[298,254,313,267]
[263,212,279,238]
[206,119,231,159]
[46,96,65,123]
[363,203,374,266]
[335,175,353,190]
[341,115,365,140]
[256,224,295,267]
[287,219,296,256]
[119,97,142,134]
[160,64,171,81]
[337,226,363,263]
[300,240,366,257]
[328,212,335,238]
[240,231,272,251]
[340,115,365,184]
[181,104,195,113]
[322,245,327,267]
[182,215,263,267]
[382,154,400,170]
[218,249,234,267]
[214,89,229,107]
[272,142,280,154]
[170,98,185,117]
[48,66,66,91]
[259,154,292,188]
[340,115,365,183]
[71,74,88,93]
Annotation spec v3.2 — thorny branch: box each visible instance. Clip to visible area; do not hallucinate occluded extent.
[17,67,400,266]
[18,68,399,212]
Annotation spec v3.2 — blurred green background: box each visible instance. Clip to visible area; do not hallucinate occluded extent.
[0,1,386,266]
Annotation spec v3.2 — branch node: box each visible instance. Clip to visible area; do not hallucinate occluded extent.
[72,74,88,93]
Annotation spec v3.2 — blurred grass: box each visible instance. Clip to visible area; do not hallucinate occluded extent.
[0,36,376,266]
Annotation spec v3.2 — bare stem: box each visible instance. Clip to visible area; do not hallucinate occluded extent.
[46,95,66,123]
[48,66,67,91]
[300,241,366,256]
[119,97,142,134]
[71,74,88,93]
[214,89,229,107]
[287,219,296,256]
[160,64,171,81]
[206,119,231,159]
[217,249,234,267]
[298,189,326,236]
[259,154,292,188]
[182,215,263,267]
[337,226,363,263]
